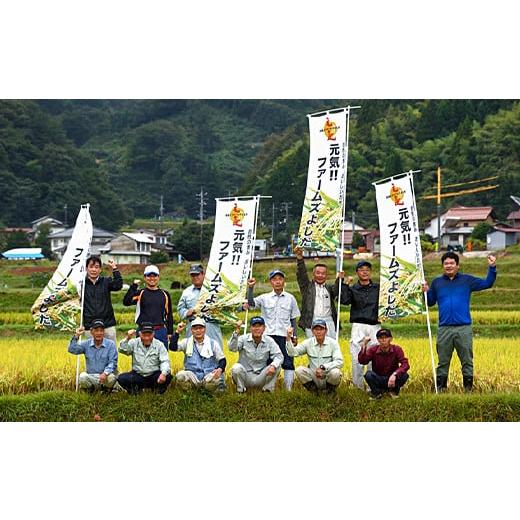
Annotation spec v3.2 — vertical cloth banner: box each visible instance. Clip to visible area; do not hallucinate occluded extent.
[297,108,348,252]
[374,172,425,321]
[31,204,93,331]
[194,197,259,325]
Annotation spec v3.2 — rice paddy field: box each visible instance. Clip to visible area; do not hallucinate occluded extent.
[0,251,519,421]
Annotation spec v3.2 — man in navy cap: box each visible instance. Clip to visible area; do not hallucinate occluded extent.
[285,318,343,394]
[342,260,381,390]
[228,316,284,393]
[68,319,118,393]
[245,269,300,390]
[358,328,410,399]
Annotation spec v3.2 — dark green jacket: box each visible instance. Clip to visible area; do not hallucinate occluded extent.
[295,258,347,330]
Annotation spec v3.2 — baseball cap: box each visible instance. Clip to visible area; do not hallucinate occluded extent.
[144,265,160,276]
[250,316,265,326]
[311,318,328,329]
[139,322,154,333]
[90,319,105,329]
[376,328,392,338]
[355,260,372,270]
[191,317,207,327]
[189,264,204,274]
[268,269,285,279]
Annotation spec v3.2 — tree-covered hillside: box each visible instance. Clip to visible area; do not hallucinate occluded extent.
[0,99,518,233]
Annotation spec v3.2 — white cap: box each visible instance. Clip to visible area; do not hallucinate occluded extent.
[191,317,206,327]
[144,264,160,276]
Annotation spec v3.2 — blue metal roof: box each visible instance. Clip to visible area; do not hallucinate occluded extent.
[2,252,45,259]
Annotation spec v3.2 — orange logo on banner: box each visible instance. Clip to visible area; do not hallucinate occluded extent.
[323,117,338,141]
[389,184,405,206]
[229,203,246,226]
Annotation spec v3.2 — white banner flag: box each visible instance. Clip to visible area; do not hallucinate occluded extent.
[374,172,425,321]
[194,197,258,325]
[31,204,93,331]
[297,109,347,252]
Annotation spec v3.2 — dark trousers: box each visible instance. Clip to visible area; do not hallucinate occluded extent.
[118,370,172,395]
[364,370,409,395]
[269,335,295,370]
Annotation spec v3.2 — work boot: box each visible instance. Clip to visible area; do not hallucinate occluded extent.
[325,382,337,394]
[435,375,448,393]
[463,376,473,392]
[303,381,319,395]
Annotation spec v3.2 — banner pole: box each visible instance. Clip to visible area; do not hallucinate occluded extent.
[76,204,91,392]
[407,176,438,394]
[335,106,353,341]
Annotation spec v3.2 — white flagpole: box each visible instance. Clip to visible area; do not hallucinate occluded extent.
[243,195,261,336]
[76,204,91,392]
[407,175,438,394]
[335,106,354,341]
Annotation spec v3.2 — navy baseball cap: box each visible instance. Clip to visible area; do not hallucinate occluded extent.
[376,328,392,338]
[250,316,265,326]
[268,269,285,279]
[189,264,204,274]
[139,322,155,333]
[311,318,328,329]
[90,319,105,329]
[355,260,372,270]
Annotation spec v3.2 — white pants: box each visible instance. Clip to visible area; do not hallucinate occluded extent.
[295,366,342,389]
[350,322,381,389]
[304,316,337,339]
[176,370,220,390]
[231,363,281,393]
[79,372,117,390]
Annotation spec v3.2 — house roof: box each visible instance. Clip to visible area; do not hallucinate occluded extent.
[492,226,520,234]
[507,210,520,220]
[123,232,155,244]
[2,248,45,259]
[444,206,494,221]
[31,216,63,226]
[49,227,115,239]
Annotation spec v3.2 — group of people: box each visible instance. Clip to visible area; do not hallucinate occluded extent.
[69,249,497,397]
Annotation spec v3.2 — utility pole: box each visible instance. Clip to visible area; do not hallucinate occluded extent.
[436,166,441,252]
[279,202,292,229]
[195,188,208,261]
[271,202,275,244]
[63,204,68,226]
[351,210,356,253]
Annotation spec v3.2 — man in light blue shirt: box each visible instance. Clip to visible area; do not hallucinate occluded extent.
[68,319,118,392]
[246,269,300,390]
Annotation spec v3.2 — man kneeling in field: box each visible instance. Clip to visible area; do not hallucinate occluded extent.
[118,322,172,395]
[285,319,343,394]
[358,328,410,399]
[170,317,226,391]
[68,319,118,393]
[228,316,283,393]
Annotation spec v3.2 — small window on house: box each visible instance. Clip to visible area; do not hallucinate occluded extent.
[464,222,469,227]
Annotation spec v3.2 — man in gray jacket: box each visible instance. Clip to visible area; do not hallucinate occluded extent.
[286,319,344,394]
[228,316,284,393]
[293,246,347,338]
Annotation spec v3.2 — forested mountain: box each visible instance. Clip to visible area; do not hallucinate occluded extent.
[0,99,518,233]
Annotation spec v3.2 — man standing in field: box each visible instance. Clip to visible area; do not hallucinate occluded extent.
[358,328,410,399]
[245,269,300,390]
[293,246,347,338]
[68,319,118,393]
[342,260,381,390]
[123,265,173,349]
[285,319,343,394]
[228,316,284,393]
[118,322,172,394]
[423,252,497,392]
[83,256,123,345]
[169,317,227,391]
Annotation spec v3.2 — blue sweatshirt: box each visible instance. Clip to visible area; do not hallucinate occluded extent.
[426,266,496,326]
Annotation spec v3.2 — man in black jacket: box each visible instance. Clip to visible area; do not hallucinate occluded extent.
[342,260,381,390]
[293,246,347,339]
[83,256,123,345]
[123,264,173,348]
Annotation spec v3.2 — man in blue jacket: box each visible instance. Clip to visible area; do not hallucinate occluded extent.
[423,252,497,392]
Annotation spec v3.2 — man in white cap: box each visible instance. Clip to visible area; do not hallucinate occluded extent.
[123,264,173,348]
[245,269,300,390]
[228,316,284,393]
[285,318,343,394]
[68,319,118,393]
[170,317,227,391]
